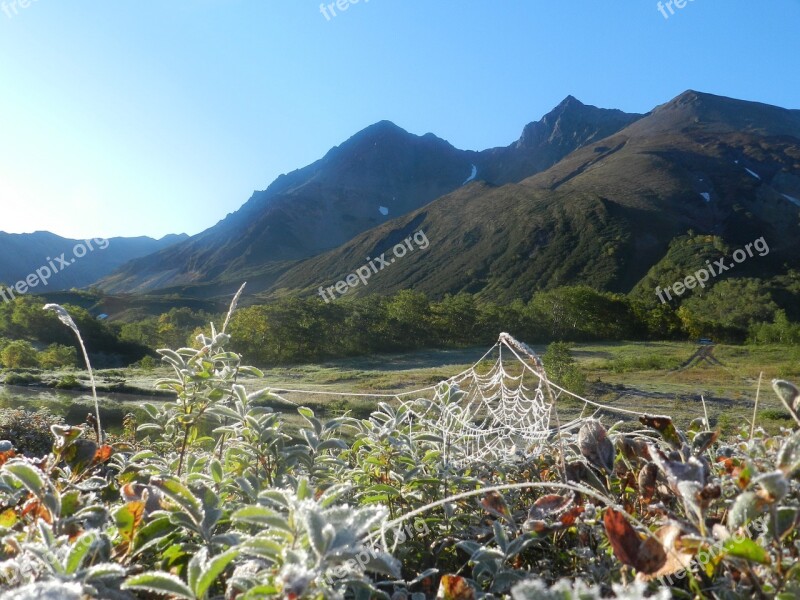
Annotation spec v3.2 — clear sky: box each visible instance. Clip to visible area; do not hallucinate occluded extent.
[1,0,798,240]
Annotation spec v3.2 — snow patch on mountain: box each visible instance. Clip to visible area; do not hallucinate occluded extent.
[463,164,477,185]
[782,193,800,208]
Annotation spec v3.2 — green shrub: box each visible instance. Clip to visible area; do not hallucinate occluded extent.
[3,372,42,386]
[542,341,586,395]
[54,374,81,390]
[38,343,77,369]
[0,407,63,456]
[0,340,39,369]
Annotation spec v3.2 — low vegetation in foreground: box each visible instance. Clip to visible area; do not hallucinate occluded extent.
[0,310,798,599]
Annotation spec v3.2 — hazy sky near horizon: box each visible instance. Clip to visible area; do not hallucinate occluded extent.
[1,1,798,239]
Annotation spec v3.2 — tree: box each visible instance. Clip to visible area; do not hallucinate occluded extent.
[1,340,39,369]
[39,344,78,369]
[541,341,586,395]
[678,278,777,342]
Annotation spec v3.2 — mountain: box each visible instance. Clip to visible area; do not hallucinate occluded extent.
[0,232,188,292]
[271,91,800,301]
[97,98,642,294]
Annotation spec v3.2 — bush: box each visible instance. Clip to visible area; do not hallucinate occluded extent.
[38,344,77,369]
[2,372,42,386]
[0,340,39,369]
[54,375,81,390]
[0,407,63,456]
[542,341,586,395]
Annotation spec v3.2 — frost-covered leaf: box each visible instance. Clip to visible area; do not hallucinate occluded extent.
[122,571,195,599]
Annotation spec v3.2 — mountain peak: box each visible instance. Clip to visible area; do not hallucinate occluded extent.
[516,96,641,149]
[555,95,585,109]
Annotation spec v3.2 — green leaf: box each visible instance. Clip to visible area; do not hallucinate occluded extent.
[240,536,283,562]
[0,508,17,528]
[65,530,99,574]
[297,406,315,420]
[209,459,223,484]
[231,506,291,531]
[64,439,98,474]
[114,501,145,546]
[4,460,45,496]
[84,563,126,581]
[194,548,239,599]
[777,430,800,476]
[158,349,186,368]
[132,516,174,556]
[723,537,771,565]
[306,510,331,558]
[122,571,195,599]
[152,477,203,522]
[187,548,207,596]
[728,491,766,530]
[238,366,264,378]
[365,484,401,498]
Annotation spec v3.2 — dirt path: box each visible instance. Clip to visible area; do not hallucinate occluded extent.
[673,344,722,371]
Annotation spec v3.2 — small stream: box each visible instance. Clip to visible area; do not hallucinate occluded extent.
[0,385,167,432]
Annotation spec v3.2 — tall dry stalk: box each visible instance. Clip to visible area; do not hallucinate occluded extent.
[43,304,103,443]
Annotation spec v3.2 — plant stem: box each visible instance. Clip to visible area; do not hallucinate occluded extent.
[177,425,190,477]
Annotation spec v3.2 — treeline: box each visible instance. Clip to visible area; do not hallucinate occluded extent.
[224,282,795,365]
[0,296,148,368]
[1,279,797,369]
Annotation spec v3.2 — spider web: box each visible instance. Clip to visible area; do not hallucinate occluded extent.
[269,333,645,465]
[397,333,555,464]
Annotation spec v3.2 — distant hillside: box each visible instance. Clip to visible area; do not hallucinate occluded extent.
[97,97,642,293]
[0,232,188,292]
[271,91,800,301]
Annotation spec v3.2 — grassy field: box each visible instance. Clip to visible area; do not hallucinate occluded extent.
[3,341,798,435]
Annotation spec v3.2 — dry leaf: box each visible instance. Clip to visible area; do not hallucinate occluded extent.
[579,420,615,473]
[604,508,654,570]
[436,574,476,600]
[480,491,509,519]
[637,524,695,582]
[639,415,685,449]
[638,462,658,503]
[94,445,113,464]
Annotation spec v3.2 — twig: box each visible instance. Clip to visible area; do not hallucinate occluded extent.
[750,371,763,442]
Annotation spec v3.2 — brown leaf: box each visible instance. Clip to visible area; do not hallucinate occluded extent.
[480,491,509,518]
[604,508,649,569]
[21,497,51,524]
[648,445,706,494]
[93,445,113,464]
[605,509,696,580]
[0,449,16,467]
[618,436,652,462]
[637,524,695,582]
[436,575,476,600]
[638,462,658,503]
[559,505,585,527]
[528,494,573,520]
[579,420,615,473]
[639,415,685,449]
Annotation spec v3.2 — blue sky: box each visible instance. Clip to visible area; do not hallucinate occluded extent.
[1,0,798,239]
